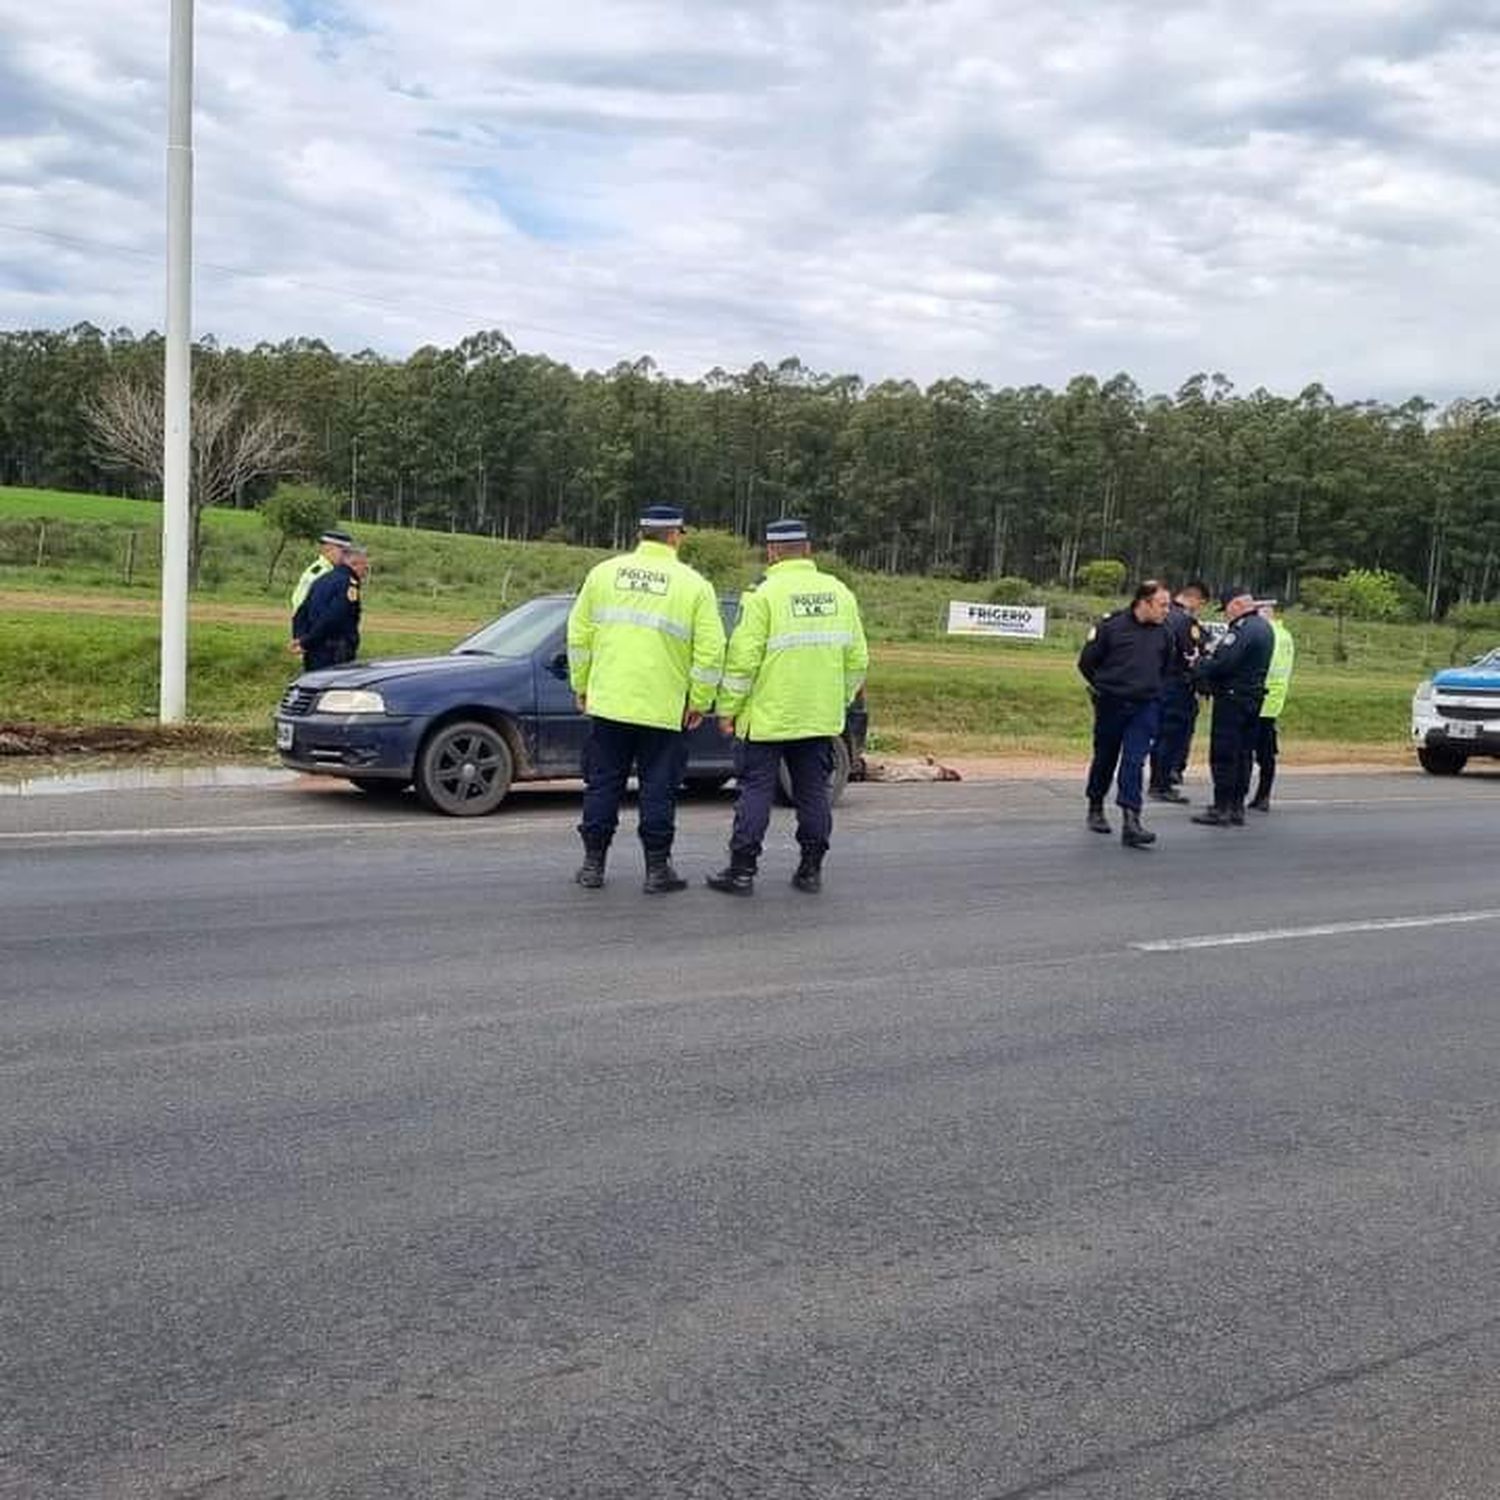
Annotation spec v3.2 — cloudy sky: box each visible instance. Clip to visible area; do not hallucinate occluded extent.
[2,0,1497,399]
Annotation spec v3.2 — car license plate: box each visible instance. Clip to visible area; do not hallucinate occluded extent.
[1449,720,1480,740]
[276,720,295,751]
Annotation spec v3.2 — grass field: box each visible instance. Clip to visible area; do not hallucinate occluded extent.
[0,484,1450,761]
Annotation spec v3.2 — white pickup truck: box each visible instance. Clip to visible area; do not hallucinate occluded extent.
[1411,649,1500,774]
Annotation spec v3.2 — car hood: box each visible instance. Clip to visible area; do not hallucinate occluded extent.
[1431,667,1500,690]
[297,653,531,691]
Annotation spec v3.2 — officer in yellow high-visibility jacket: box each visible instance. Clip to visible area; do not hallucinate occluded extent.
[566,505,726,894]
[290,529,354,615]
[1249,603,1295,812]
[707,518,868,895]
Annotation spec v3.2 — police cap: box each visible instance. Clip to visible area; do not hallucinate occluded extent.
[765,518,810,544]
[639,505,686,530]
[320,528,354,547]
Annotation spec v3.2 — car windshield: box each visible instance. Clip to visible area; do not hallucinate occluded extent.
[1472,647,1500,668]
[452,597,569,658]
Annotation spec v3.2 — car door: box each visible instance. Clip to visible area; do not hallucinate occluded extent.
[531,626,592,775]
[683,594,743,776]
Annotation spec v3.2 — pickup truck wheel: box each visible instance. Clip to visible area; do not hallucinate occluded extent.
[1418,745,1468,776]
[348,777,410,799]
[415,721,514,815]
[776,735,852,807]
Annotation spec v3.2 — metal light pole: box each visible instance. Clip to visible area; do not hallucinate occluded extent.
[160,0,194,721]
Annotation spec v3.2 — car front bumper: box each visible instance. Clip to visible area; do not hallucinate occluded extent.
[1413,712,1500,756]
[275,713,424,777]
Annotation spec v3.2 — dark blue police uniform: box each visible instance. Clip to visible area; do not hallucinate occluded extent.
[1078,608,1170,823]
[1192,605,1273,824]
[297,562,362,672]
[1149,601,1203,797]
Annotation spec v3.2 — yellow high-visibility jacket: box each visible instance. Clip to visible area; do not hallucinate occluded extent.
[291,555,333,612]
[716,558,868,741]
[1262,619,1295,719]
[566,540,726,731]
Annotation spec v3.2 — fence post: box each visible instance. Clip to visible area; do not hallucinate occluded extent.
[124,530,139,585]
[35,521,46,569]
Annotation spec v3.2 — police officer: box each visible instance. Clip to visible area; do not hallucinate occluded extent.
[1249,602,1296,812]
[706,519,869,896]
[291,529,354,615]
[567,505,726,894]
[1078,579,1172,848]
[1191,584,1275,827]
[294,545,366,672]
[1147,579,1208,803]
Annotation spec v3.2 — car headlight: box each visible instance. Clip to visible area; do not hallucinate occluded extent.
[316,688,387,715]
[1413,680,1434,705]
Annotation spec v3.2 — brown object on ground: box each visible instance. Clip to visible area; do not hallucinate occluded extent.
[863,756,963,783]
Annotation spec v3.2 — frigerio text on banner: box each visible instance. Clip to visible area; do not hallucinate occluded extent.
[946,601,1048,640]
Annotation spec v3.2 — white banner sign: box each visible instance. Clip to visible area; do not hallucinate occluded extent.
[946,601,1047,640]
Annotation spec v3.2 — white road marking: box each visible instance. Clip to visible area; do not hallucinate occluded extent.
[1135,909,1500,952]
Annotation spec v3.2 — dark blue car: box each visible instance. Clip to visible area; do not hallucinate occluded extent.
[275,593,868,815]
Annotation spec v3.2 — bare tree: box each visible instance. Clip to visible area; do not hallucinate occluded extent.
[83,377,304,581]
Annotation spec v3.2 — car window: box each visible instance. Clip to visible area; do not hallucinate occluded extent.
[453,597,570,658]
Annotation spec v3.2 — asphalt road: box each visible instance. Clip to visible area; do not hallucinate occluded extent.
[3,768,1499,1499]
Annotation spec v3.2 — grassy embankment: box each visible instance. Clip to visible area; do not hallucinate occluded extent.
[0,485,1439,761]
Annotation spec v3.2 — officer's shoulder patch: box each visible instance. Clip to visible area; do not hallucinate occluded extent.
[1189,624,1202,642]
[1085,625,1098,643]
[1222,629,1236,645]
[347,585,360,602]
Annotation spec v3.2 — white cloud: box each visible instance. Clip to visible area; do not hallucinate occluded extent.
[0,0,1497,398]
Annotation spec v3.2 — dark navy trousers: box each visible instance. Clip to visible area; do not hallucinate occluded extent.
[1086,694,1161,812]
[1253,717,1280,799]
[1150,678,1199,788]
[302,638,356,673]
[729,737,834,867]
[579,716,689,855]
[1208,694,1263,807]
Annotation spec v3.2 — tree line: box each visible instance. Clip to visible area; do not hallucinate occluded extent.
[3,322,1498,613]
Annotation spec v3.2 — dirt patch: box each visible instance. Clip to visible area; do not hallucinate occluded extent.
[0,722,264,761]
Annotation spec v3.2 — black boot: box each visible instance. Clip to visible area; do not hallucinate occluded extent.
[1121,808,1156,848]
[1087,801,1112,834]
[575,843,607,889]
[706,858,756,896]
[1191,803,1231,827]
[1228,800,1247,826]
[1148,783,1189,804]
[642,853,688,895]
[791,848,824,893]
[1248,785,1271,812]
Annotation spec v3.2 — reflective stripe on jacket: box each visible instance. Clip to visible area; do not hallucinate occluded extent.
[715,558,869,741]
[566,540,726,731]
[1262,619,1295,719]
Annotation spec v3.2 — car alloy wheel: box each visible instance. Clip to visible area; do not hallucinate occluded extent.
[415,720,515,816]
